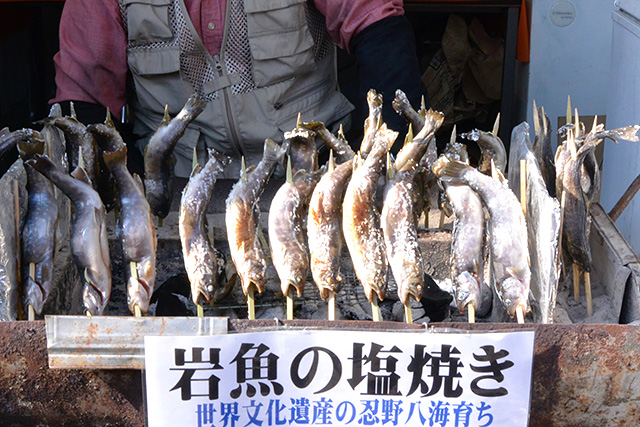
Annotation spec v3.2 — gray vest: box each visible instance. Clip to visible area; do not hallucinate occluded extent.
[121,0,353,178]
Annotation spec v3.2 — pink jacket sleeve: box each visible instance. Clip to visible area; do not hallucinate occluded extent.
[313,0,405,51]
[51,0,128,119]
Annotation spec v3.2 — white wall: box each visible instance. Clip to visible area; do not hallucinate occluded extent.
[526,0,615,143]
[602,10,640,254]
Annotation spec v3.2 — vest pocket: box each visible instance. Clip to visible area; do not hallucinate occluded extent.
[128,47,186,112]
[123,0,173,45]
[244,0,316,87]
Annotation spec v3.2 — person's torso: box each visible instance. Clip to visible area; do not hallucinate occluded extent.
[121,0,353,178]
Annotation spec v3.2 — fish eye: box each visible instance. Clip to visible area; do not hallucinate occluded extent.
[504,298,513,308]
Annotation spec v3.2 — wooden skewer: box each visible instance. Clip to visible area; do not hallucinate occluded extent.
[157,216,163,228]
[14,180,22,321]
[197,304,204,318]
[28,263,36,321]
[438,211,446,229]
[404,304,413,324]
[467,303,475,323]
[286,292,294,320]
[585,271,593,317]
[573,263,580,301]
[371,296,381,322]
[86,310,92,317]
[424,208,430,229]
[247,285,255,320]
[520,159,527,215]
[327,292,335,321]
[516,306,525,324]
[130,261,142,317]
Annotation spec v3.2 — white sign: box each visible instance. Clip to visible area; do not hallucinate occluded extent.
[145,330,534,427]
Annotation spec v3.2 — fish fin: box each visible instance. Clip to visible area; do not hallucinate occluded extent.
[386,152,395,180]
[263,138,287,162]
[161,105,170,126]
[71,166,92,185]
[286,155,292,183]
[17,134,46,160]
[506,267,525,281]
[102,145,127,169]
[133,173,145,193]
[105,108,115,128]
[492,112,500,137]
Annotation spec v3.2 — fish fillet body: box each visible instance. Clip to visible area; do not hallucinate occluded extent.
[308,160,353,299]
[269,168,324,297]
[18,133,59,314]
[27,155,111,315]
[144,94,207,218]
[343,125,397,302]
[226,138,287,294]
[179,149,230,305]
[89,124,157,314]
[434,158,529,317]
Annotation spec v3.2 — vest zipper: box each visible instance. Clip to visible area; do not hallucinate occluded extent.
[214,54,243,157]
[273,77,330,110]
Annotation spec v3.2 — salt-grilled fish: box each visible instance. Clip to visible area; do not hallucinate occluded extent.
[308,158,353,300]
[343,125,398,302]
[144,94,207,218]
[179,148,230,305]
[439,146,484,314]
[269,167,324,297]
[461,119,506,174]
[434,157,530,317]
[88,119,157,314]
[17,133,59,314]
[226,138,288,295]
[382,117,440,305]
[27,154,111,315]
[300,121,355,163]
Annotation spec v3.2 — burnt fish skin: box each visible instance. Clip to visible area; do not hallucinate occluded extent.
[269,167,324,298]
[308,159,353,300]
[144,94,207,218]
[226,138,288,295]
[434,157,530,317]
[27,154,111,315]
[382,112,442,305]
[343,125,398,303]
[179,149,230,305]
[89,121,157,315]
[17,133,59,314]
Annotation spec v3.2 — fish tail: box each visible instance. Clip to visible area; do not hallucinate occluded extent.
[263,138,287,162]
[17,133,46,160]
[102,145,128,169]
[206,148,231,168]
[184,93,208,116]
[434,157,471,182]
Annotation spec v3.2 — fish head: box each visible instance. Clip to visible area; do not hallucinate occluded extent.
[454,271,482,313]
[83,279,109,315]
[497,277,529,318]
[398,275,424,306]
[242,263,267,294]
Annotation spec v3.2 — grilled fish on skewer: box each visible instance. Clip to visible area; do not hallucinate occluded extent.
[226,138,288,295]
[179,148,230,305]
[343,125,398,303]
[17,133,59,314]
[88,119,157,314]
[308,158,353,300]
[382,111,443,305]
[300,121,355,163]
[269,167,324,298]
[27,154,111,315]
[144,94,207,218]
[461,116,506,175]
[434,157,530,317]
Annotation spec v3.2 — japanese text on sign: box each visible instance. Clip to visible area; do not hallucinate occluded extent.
[145,330,534,427]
